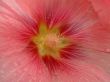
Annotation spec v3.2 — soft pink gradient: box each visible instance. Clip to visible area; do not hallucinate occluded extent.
[0,0,110,82]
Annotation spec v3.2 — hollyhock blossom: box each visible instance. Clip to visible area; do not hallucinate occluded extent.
[0,0,110,82]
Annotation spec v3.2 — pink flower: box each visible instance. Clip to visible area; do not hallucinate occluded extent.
[0,0,110,82]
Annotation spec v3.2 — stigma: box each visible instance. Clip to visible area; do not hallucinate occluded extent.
[32,22,70,59]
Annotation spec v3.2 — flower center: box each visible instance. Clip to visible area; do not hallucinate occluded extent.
[32,22,70,59]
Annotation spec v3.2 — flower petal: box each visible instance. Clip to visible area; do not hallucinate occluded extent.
[17,0,98,34]
[0,1,51,82]
[51,60,110,82]
[0,22,51,82]
[0,51,51,82]
[90,0,110,24]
